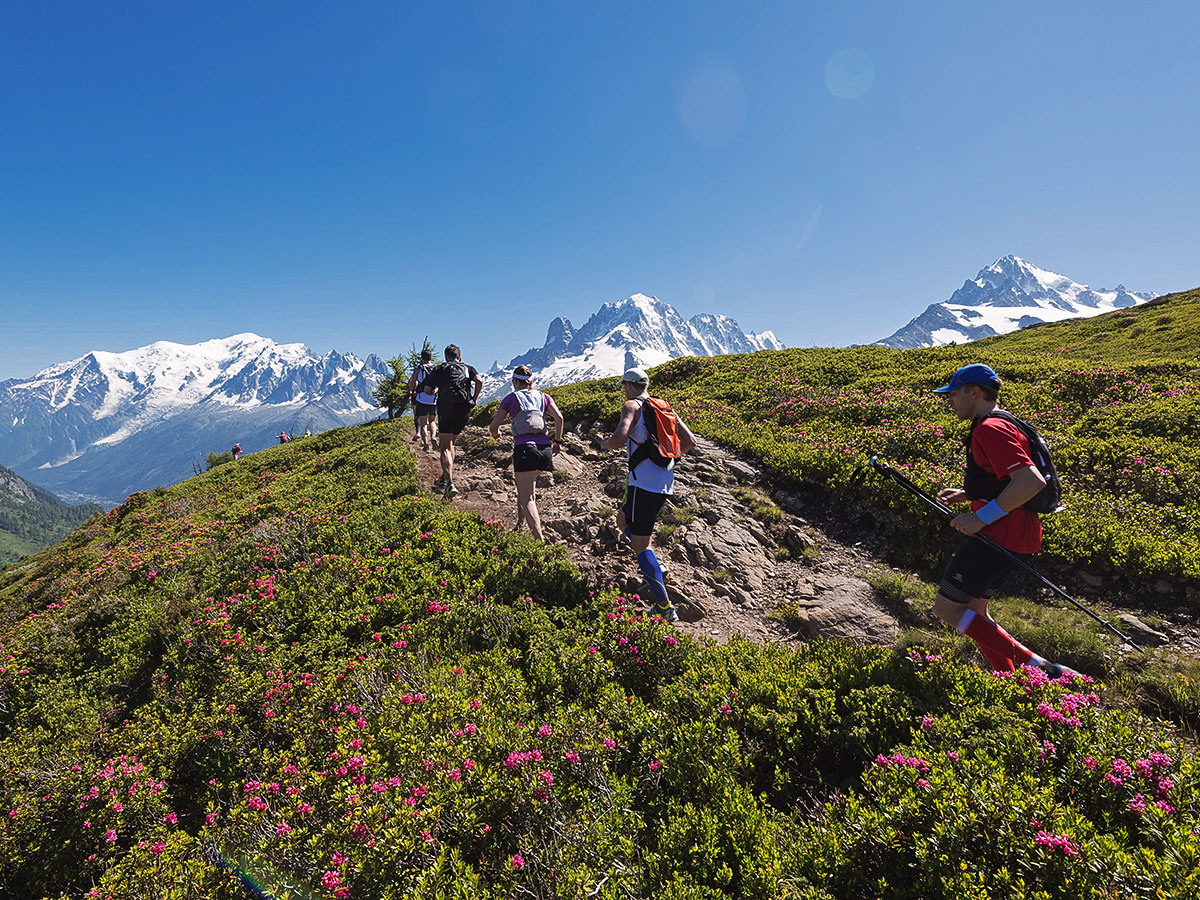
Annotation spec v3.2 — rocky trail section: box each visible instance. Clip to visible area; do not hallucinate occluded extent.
[414,421,902,647]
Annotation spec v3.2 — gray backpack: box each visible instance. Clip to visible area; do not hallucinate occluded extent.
[512,389,547,436]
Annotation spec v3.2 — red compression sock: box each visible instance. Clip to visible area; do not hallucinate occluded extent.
[959,609,1034,673]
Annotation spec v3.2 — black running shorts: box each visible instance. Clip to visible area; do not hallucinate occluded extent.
[621,485,668,537]
[513,443,554,473]
[437,403,471,436]
[938,537,1026,604]
[414,400,436,418]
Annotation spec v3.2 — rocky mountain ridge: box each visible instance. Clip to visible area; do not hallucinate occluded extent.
[481,293,782,400]
[876,256,1158,348]
[0,334,388,506]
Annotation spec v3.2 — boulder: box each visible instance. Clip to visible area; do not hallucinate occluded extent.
[785,574,899,645]
[551,451,587,481]
[1116,613,1170,647]
[724,459,758,483]
[680,519,769,590]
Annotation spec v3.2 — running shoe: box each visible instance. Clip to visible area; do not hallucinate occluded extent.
[444,482,459,498]
[652,602,679,624]
[1035,660,1080,681]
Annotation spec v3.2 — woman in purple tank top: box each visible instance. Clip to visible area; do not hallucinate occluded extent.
[488,366,565,541]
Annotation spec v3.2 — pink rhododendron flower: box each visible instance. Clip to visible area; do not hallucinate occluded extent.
[511,853,525,870]
[1035,830,1077,856]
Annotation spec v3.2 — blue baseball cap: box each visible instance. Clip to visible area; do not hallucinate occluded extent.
[932,363,1001,393]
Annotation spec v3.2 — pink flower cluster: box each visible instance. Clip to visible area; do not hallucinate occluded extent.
[503,749,544,768]
[1035,830,1077,857]
[874,753,931,772]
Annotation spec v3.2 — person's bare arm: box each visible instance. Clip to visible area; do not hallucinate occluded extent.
[545,397,566,453]
[676,416,697,455]
[950,465,1046,535]
[601,401,640,450]
[489,405,508,440]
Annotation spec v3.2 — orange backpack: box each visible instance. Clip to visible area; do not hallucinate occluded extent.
[629,397,683,476]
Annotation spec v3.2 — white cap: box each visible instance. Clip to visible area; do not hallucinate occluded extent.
[621,367,649,384]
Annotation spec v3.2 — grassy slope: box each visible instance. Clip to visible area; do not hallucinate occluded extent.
[0,417,1196,898]
[972,286,1200,361]
[546,286,1200,591]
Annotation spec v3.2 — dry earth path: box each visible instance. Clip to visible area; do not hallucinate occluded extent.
[414,422,911,648]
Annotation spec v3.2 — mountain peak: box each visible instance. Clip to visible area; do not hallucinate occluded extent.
[876,257,1157,349]
[482,292,784,401]
[1,335,390,506]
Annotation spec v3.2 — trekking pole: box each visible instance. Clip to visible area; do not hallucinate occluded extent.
[860,455,1143,652]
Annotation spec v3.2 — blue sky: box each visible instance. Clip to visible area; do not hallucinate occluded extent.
[3,1,1199,379]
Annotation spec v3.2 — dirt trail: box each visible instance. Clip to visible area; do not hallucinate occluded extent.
[412,422,905,647]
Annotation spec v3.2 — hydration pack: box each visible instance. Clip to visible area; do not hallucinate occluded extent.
[511,389,547,436]
[628,397,683,478]
[965,410,1063,513]
[441,361,474,404]
[413,362,434,392]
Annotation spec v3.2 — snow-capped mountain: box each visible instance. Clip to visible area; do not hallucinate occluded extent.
[875,256,1158,348]
[0,334,389,506]
[481,293,783,400]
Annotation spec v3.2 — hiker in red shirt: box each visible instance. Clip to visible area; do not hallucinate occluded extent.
[231,443,241,460]
[932,364,1067,677]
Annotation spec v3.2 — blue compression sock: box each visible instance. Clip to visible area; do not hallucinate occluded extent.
[637,549,670,608]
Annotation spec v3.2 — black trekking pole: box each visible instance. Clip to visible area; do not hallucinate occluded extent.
[859,455,1143,652]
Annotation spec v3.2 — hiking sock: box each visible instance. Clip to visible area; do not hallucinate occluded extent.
[636,550,670,609]
[957,609,1033,673]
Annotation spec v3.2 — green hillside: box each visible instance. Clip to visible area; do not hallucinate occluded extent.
[546,286,1200,594]
[0,466,101,568]
[973,285,1200,362]
[0,416,1196,898]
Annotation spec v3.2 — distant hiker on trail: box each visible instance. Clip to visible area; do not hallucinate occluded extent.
[278,432,290,444]
[489,365,565,542]
[600,367,696,623]
[231,443,241,460]
[931,363,1068,676]
[407,349,439,453]
[423,344,483,498]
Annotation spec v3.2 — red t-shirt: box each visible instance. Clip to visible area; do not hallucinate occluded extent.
[970,416,1043,554]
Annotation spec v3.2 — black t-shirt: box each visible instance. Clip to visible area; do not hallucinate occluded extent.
[426,361,478,407]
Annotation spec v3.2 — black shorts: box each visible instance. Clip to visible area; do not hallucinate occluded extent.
[414,401,436,418]
[437,403,471,436]
[621,485,668,537]
[939,538,1025,604]
[513,443,554,473]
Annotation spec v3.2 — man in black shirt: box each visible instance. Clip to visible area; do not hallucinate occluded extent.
[423,344,483,497]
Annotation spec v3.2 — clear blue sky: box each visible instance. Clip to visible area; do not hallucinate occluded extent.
[3,1,1199,379]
